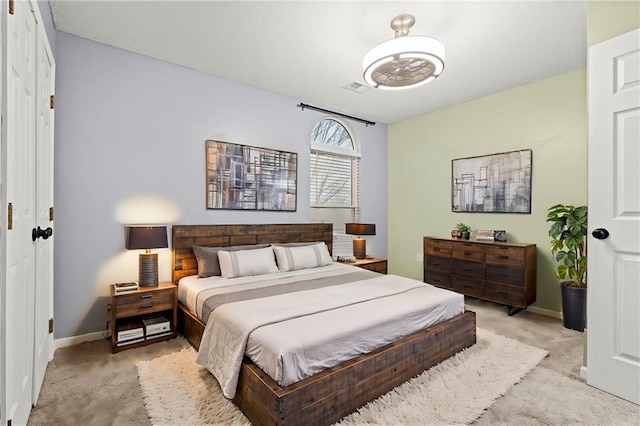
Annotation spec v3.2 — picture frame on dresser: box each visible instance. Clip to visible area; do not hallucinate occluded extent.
[451,149,532,214]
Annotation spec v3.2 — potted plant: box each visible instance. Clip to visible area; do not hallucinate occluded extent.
[546,204,587,331]
[456,223,471,240]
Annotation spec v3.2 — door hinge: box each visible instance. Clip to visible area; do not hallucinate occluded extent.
[50,95,55,109]
[49,206,55,221]
[9,0,14,15]
[8,203,13,230]
[49,318,54,334]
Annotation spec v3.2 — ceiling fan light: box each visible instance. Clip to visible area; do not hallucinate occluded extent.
[362,15,446,90]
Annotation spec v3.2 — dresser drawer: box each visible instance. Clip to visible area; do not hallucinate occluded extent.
[424,271,451,288]
[452,241,485,262]
[452,275,485,298]
[485,281,525,306]
[425,255,452,273]
[115,289,174,318]
[424,238,452,257]
[486,264,525,286]
[486,245,525,267]
[452,259,485,278]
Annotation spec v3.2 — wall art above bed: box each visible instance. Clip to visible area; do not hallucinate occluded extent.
[205,140,297,211]
[452,149,532,214]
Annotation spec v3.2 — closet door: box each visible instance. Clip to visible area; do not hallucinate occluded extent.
[4,0,38,424]
[32,6,55,403]
[2,0,54,423]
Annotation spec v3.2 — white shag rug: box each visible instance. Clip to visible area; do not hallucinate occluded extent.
[136,328,548,425]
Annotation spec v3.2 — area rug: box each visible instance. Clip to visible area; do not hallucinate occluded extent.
[136,328,548,425]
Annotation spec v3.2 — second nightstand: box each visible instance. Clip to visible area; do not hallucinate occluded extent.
[352,257,388,274]
[110,281,177,353]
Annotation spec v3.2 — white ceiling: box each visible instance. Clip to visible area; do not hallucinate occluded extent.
[50,1,587,124]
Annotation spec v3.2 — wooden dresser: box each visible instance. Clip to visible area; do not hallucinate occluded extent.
[423,237,536,315]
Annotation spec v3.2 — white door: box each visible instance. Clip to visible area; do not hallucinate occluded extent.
[587,28,640,405]
[5,0,38,423]
[32,6,55,403]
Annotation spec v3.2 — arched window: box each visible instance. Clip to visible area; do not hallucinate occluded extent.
[310,118,361,256]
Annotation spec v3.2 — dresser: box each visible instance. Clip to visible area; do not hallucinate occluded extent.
[423,237,536,315]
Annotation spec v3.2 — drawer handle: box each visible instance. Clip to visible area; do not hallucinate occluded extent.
[498,291,509,296]
[498,246,509,250]
[499,255,509,260]
[433,248,441,251]
[141,303,153,309]
[433,262,441,266]
[462,267,471,271]
[432,278,441,282]
[140,294,153,299]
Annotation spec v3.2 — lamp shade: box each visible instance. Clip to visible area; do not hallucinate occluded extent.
[345,223,376,236]
[125,226,168,250]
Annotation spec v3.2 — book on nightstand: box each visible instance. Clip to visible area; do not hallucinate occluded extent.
[114,282,138,292]
[116,319,144,344]
[142,315,171,337]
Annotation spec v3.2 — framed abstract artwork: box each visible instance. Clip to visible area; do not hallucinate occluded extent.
[205,140,297,211]
[452,149,532,214]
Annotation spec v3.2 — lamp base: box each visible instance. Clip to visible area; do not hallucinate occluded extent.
[353,238,367,259]
[138,253,159,287]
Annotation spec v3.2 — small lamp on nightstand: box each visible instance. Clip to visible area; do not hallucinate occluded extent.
[345,223,376,259]
[125,226,168,287]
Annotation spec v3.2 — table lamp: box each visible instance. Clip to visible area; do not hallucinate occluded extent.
[345,223,376,259]
[125,226,168,287]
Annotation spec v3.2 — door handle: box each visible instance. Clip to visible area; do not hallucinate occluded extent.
[592,228,609,240]
[32,226,53,241]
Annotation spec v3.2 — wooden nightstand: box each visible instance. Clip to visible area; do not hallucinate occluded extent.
[352,257,388,274]
[110,281,178,353]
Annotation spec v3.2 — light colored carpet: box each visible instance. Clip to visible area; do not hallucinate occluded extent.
[136,328,548,425]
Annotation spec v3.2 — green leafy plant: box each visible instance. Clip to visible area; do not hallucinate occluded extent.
[455,223,470,232]
[546,204,587,287]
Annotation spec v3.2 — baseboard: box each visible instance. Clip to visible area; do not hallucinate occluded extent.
[54,331,105,351]
[526,305,563,319]
[580,365,588,380]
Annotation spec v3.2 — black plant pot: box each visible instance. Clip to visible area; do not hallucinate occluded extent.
[561,283,586,332]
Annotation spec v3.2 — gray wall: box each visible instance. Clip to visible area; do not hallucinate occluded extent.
[54,33,388,339]
[38,1,55,54]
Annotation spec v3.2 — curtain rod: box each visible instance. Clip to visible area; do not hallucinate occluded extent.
[297,103,376,127]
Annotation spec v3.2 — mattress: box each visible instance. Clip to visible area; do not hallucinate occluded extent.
[179,263,464,396]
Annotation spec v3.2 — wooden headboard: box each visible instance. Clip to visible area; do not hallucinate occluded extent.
[171,223,333,283]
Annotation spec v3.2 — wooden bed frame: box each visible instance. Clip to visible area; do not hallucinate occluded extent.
[172,224,477,426]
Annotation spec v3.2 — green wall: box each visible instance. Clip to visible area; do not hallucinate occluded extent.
[388,68,587,315]
[588,0,640,47]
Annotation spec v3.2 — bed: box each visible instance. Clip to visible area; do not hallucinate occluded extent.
[172,223,476,426]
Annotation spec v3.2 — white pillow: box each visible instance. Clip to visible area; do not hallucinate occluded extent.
[273,242,333,272]
[217,246,278,278]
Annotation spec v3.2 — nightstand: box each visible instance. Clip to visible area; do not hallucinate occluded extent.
[352,257,388,274]
[110,281,177,353]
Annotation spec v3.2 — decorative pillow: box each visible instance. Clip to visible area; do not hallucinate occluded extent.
[192,244,269,278]
[217,246,279,278]
[273,242,333,272]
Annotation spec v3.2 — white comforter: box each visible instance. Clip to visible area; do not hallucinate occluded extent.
[192,264,464,399]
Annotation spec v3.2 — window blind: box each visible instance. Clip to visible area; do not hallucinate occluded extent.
[310,150,360,256]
